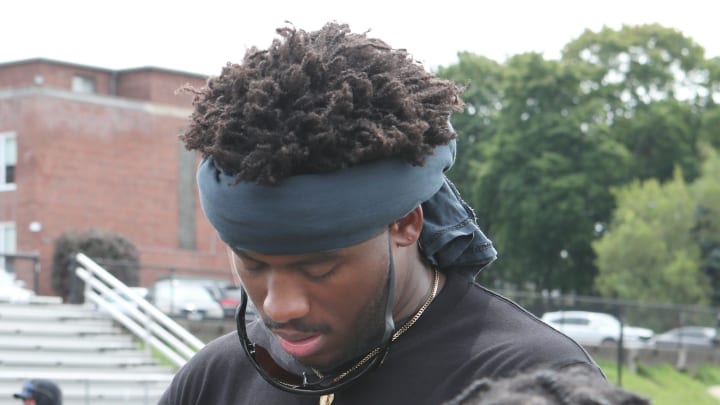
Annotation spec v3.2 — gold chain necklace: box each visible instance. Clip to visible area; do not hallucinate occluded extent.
[318,268,440,405]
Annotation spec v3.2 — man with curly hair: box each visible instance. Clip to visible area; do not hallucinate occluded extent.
[160,22,603,405]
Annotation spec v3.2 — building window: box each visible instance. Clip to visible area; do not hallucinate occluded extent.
[0,133,16,191]
[72,75,96,94]
[177,141,197,250]
[0,222,16,272]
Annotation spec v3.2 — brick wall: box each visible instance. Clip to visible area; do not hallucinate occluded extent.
[0,59,114,95]
[116,69,205,107]
[0,59,206,105]
[0,59,228,296]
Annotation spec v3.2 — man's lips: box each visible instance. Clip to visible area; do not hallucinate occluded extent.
[274,332,323,357]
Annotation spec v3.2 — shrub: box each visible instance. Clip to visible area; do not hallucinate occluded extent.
[52,228,140,302]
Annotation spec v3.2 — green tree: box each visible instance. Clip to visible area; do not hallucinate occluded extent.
[562,24,710,183]
[690,147,720,304]
[611,99,701,181]
[699,105,720,150]
[435,24,716,293]
[562,24,708,113]
[468,53,629,293]
[594,171,710,304]
[436,52,504,201]
[699,56,720,152]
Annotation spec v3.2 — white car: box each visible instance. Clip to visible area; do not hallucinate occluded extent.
[541,310,654,348]
[653,326,719,349]
[150,280,224,320]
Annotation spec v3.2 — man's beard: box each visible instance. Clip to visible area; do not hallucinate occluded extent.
[309,269,391,372]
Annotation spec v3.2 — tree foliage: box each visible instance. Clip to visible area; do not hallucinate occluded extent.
[594,171,710,304]
[562,25,710,182]
[52,228,140,302]
[435,52,504,200]
[435,23,718,295]
[483,54,632,292]
[562,24,709,111]
[612,99,701,181]
[690,147,720,304]
[700,105,720,149]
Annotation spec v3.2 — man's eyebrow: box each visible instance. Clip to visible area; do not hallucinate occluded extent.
[233,249,342,267]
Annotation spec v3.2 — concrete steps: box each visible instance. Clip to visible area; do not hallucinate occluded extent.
[0,370,171,405]
[0,320,122,335]
[0,303,107,320]
[0,301,176,405]
[0,335,137,351]
[0,350,165,368]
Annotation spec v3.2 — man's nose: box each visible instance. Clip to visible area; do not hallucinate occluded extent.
[263,273,310,323]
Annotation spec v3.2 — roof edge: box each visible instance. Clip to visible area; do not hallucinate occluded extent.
[0,57,208,79]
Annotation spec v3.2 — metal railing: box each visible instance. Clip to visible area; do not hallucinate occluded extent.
[73,252,205,368]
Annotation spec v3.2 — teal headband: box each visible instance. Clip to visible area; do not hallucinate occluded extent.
[197,142,456,254]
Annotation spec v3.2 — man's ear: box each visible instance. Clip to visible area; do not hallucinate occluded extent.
[390,206,423,247]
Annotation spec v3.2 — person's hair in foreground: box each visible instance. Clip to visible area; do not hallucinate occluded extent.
[444,366,650,405]
[181,22,462,183]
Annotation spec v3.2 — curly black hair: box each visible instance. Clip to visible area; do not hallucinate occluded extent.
[181,22,463,184]
[444,366,651,405]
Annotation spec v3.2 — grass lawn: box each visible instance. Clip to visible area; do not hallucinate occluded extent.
[597,360,720,404]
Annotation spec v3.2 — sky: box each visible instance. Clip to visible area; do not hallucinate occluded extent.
[2,0,718,76]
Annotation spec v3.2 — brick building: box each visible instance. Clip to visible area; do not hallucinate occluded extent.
[0,58,232,297]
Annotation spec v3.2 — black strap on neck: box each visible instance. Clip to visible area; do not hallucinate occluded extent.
[375,233,396,366]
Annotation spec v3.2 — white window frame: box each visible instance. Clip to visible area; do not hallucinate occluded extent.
[0,132,17,192]
[72,75,96,94]
[0,222,16,271]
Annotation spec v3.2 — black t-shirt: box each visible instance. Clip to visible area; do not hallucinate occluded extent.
[159,271,601,404]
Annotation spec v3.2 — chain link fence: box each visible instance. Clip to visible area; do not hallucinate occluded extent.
[498,289,719,334]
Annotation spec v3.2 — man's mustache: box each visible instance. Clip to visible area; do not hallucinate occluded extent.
[264,318,332,334]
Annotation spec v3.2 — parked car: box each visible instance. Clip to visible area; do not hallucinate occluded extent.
[541,310,654,348]
[216,286,258,321]
[149,279,224,320]
[653,326,719,349]
[183,277,233,300]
